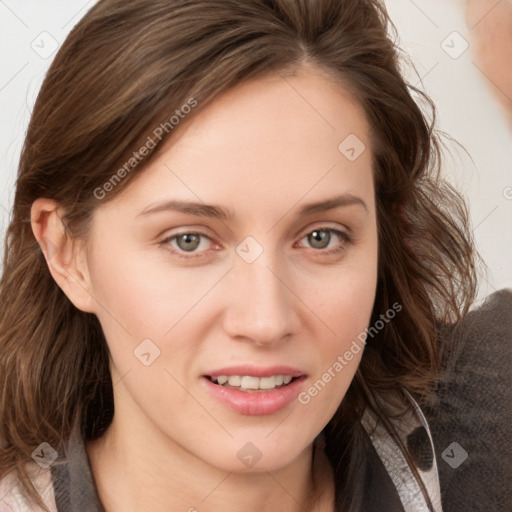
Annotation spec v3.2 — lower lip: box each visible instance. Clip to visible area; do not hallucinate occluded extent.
[201,376,306,416]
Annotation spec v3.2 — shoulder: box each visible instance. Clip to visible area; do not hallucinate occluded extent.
[0,463,57,512]
[424,289,512,511]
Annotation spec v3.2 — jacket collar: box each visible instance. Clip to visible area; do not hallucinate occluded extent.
[361,388,443,512]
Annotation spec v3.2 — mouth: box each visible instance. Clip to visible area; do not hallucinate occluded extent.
[205,374,300,393]
[201,366,307,415]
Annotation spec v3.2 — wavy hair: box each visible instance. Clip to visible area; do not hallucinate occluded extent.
[0,1,478,510]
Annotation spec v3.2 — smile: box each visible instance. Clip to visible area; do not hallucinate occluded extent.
[208,374,295,392]
[202,366,307,415]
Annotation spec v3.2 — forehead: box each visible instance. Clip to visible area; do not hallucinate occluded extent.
[167,66,371,161]
[102,67,375,220]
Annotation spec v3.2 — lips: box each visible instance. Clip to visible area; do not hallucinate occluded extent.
[201,365,307,415]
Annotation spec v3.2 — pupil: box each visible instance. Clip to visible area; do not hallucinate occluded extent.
[309,230,330,249]
[178,234,200,251]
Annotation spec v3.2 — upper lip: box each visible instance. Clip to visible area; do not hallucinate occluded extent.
[204,365,307,378]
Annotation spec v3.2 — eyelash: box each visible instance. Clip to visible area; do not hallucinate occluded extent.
[159,226,353,260]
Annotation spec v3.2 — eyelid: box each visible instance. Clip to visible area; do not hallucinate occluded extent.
[296,222,352,239]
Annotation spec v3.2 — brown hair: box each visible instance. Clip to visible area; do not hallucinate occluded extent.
[0,0,478,510]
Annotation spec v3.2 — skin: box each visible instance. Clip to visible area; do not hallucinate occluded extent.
[31,65,378,512]
[466,0,512,123]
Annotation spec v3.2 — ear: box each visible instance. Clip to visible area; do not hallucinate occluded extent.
[31,198,96,314]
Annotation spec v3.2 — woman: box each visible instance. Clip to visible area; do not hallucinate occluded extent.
[0,0,494,511]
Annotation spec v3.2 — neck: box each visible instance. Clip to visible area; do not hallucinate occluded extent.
[86,404,334,512]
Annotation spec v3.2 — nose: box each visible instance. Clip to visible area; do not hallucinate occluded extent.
[222,255,301,347]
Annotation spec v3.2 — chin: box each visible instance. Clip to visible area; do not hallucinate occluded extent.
[194,431,315,474]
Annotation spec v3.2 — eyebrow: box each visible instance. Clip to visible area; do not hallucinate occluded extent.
[136,194,368,221]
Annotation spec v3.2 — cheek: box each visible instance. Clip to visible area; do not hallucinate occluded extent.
[321,271,376,330]
[302,246,378,343]
[297,278,376,424]
[89,242,218,338]
[86,246,222,398]
[87,247,210,415]
[299,243,378,392]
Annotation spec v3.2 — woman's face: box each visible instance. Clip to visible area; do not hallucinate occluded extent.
[82,67,378,472]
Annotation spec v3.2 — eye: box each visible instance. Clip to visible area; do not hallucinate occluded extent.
[159,226,352,260]
[160,231,215,257]
[298,227,352,254]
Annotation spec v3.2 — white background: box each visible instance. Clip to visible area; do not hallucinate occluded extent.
[1,0,511,303]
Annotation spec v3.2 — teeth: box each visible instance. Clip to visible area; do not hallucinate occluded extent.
[212,375,295,390]
[259,376,276,390]
[228,375,241,387]
[216,375,229,385]
[240,376,259,389]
